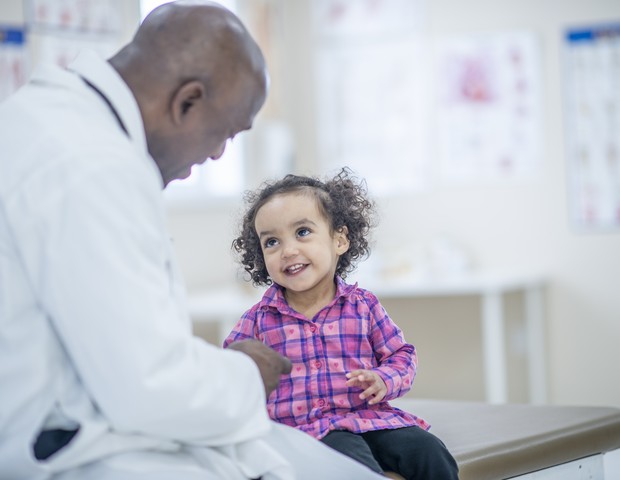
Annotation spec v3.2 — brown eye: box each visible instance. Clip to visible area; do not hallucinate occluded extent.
[264,238,278,248]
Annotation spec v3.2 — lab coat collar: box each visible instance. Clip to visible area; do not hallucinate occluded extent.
[68,50,149,162]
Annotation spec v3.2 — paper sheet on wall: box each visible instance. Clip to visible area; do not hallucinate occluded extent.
[29,32,118,69]
[563,23,620,232]
[315,39,431,195]
[0,27,27,102]
[23,0,124,72]
[434,32,542,185]
[26,0,121,33]
[313,0,430,196]
[312,0,425,39]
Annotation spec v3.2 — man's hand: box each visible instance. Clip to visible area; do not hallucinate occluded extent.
[346,369,387,405]
[227,339,292,397]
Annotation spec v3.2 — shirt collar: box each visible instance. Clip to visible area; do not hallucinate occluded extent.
[258,276,358,313]
[335,276,358,299]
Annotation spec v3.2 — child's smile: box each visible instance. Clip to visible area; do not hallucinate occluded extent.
[284,263,308,276]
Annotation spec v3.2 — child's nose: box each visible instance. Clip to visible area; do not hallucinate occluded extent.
[281,242,299,258]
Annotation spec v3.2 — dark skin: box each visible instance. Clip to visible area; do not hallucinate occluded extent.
[228,340,292,396]
[109,1,268,187]
[108,1,290,396]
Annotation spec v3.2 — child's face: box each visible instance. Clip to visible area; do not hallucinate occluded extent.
[254,192,349,296]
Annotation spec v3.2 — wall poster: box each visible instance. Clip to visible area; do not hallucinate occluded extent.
[563,23,620,232]
[0,27,27,102]
[434,32,542,185]
[313,0,430,196]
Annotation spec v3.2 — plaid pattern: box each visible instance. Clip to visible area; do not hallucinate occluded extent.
[223,277,430,439]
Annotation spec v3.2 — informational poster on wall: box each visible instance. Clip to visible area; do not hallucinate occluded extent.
[313,0,430,196]
[26,0,121,33]
[25,0,122,71]
[563,23,620,232]
[434,32,542,185]
[28,32,118,69]
[0,27,27,102]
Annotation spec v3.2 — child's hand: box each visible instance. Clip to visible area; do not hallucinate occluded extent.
[345,369,387,405]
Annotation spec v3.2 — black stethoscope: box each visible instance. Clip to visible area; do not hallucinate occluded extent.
[79,75,129,138]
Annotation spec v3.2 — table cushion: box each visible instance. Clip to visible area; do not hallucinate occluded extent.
[391,399,620,480]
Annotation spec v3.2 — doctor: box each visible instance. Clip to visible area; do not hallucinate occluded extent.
[0,2,385,479]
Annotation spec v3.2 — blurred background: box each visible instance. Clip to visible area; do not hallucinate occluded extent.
[1,0,619,408]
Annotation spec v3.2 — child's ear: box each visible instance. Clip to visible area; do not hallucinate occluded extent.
[336,226,350,253]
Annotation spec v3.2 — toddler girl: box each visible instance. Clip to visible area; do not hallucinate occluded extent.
[223,168,458,479]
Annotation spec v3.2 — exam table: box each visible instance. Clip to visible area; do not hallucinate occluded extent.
[387,398,620,479]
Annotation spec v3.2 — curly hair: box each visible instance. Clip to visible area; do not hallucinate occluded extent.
[232,167,377,286]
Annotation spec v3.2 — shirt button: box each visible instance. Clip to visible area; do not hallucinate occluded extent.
[317,399,326,407]
[314,360,322,369]
[309,324,317,333]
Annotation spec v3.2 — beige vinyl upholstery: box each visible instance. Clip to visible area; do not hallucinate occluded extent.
[389,399,620,480]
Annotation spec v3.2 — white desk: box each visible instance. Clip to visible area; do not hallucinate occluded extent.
[188,272,547,405]
[357,272,547,405]
[187,288,263,345]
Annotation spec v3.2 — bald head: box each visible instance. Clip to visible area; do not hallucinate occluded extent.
[131,2,264,90]
[109,1,268,187]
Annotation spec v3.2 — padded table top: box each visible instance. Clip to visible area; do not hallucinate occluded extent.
[391,398,620,480]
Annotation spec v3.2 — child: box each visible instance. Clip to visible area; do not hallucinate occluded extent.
[223,168,458,479]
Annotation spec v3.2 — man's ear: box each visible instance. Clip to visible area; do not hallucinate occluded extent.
[336,226,350,254]
[170,80,205,125]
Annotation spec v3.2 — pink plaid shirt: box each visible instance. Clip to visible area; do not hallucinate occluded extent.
[223,277,430,439]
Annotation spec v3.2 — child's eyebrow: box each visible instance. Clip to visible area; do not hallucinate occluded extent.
[257,218,318,239]
[292,218,317,228]
[258,229,273,240]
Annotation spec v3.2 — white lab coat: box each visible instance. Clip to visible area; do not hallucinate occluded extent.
[0,52,384,480]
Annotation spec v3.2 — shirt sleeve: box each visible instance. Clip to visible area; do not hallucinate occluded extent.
[365,292,416,400]
[13,147,270,446]
[223,306,261,348]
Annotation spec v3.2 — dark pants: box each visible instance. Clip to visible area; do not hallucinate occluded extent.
[321,427,459,480]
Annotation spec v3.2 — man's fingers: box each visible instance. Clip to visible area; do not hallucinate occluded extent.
[280,355,292,374]
[227,339,292,396]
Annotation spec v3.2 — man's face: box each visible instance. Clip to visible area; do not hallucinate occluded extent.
[151,71,267,187]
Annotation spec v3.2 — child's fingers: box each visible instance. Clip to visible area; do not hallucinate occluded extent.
[359,382,381,400]
[367,389,387,405]
[346,370,371,388]
[346,369,373,382]
[361,382,388,403]
[345,377,359,387]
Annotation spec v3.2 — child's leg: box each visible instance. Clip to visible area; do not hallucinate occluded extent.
[362,426,459,480]
[321,430,384,474]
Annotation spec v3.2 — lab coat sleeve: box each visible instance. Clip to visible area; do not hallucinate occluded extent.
[11,145,270,445]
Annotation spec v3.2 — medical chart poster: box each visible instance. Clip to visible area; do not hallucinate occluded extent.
[0,27,27,102]
[29,31,118,69]
[25,0,123,72]
[435,32,542,185]
[25,0,121,34]
[313,0,431,196]
[563,23,620,232]
[312,0,425,40]
[315,39,432,196]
